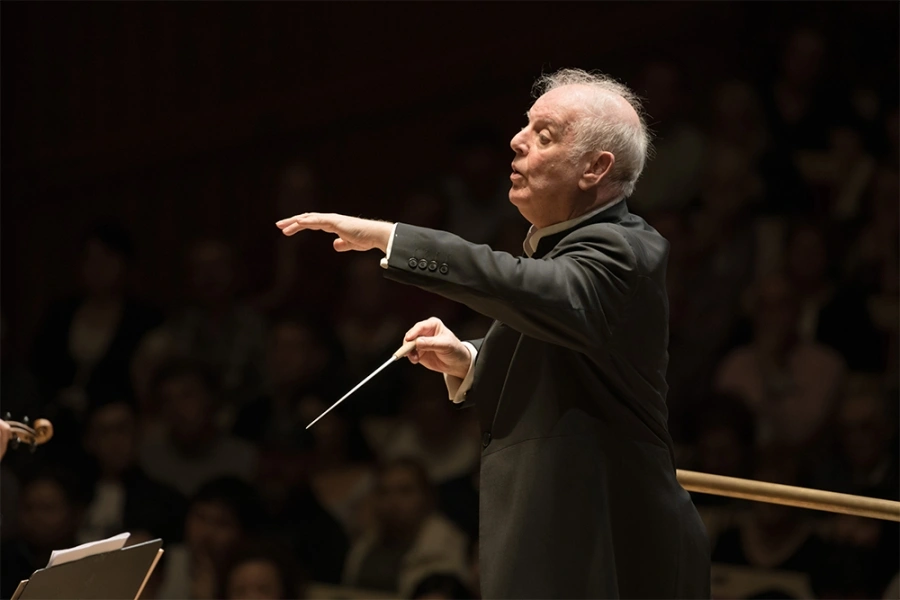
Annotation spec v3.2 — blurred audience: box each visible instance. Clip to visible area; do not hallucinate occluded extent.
[342,459,469,597]
[3,20,898,600]
[139,361,258,497]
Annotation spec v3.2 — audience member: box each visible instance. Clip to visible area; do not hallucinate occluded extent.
[299,398,376,540]
[629,61,707,214]
[139,361,258,497]
[30,223,162,458]
[438,125,521,245]
[157,477,263,600]
[233,313,345,445]
[78,394,186,544]
[334,256,408,417]
[785,221,887,371]
[165,239,267,424]
[715,274,846,449]
[712,453,831,576]
[342,459,469,597]
[0,468,86,599]
[219,539,304,600]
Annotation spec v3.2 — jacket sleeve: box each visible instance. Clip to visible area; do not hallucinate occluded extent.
[383,223,637,354]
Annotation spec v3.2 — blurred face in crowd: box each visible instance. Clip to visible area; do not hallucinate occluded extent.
[712,81,764,144]
[267,323,328,390]
[85,402,137,477]
[19,479,80,549]
[160,374,215,450]
[186,500,243,564]
[189,240,236,307]
[787,226,828,287]
[509,85,621,228]
[640,62,682,124]
[781,28,825,88]
[839,393,892,471]
[374,465,432,540]
[81,238,127,298]
[752,276,800,346]
[226,559,286,600]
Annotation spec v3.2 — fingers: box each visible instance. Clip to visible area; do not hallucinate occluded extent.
[276,213,340,236]
[333,237,366,252]
[405,317,443,342]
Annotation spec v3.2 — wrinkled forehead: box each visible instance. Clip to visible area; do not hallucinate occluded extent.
[529,86,594,127]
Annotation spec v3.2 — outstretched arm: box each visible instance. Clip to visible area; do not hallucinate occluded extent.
[276,213,637,353]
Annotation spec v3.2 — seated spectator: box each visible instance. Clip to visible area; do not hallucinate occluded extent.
[438,124,521,245]
[30,223,163,458]
[334,257,407,417]
[785,221,887,371]
[0,468,87,599]
[712,453,830,575]
[371,371,480,486]
[139,361,258,497]
[165,238,267,425]
[219,539,304,600]
[299,398,376,540]
[629,61,707,214]
[78,393,186,544]
[157,477,263,600]
[129,327,176,435]
[810,377,898,501]
[715,274,846,449]
[410,573,475,600]
[233,313,346,445]
[366,371,480,539]
[342,459,469,597]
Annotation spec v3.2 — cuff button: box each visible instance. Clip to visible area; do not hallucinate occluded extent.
[407,258,418,269]
[428,260,438,272]
[417,258,428,270]
[439,263,450,275]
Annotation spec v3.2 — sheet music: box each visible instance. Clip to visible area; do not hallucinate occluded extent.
[46,532,130,568]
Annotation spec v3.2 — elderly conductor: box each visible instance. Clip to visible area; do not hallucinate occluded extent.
[278,69,710,599]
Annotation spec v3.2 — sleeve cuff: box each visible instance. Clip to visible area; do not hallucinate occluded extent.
[443,341,478,404]
[379,223,399,269]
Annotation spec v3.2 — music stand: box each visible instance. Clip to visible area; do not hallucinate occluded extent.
[10,538,164,600]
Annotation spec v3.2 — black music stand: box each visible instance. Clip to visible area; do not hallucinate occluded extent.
[10,538,164,600]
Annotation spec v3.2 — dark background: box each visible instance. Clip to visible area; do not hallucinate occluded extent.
[1,3,898,600]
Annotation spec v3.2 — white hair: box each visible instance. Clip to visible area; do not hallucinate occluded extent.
[533,68,653,198]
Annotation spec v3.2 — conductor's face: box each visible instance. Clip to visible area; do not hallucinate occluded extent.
[509,86,593,228]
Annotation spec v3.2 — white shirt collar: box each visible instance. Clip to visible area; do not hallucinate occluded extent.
[523,197,625,257]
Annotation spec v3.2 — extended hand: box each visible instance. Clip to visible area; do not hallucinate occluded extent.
[404,317,471,380]
[276,213,394,253]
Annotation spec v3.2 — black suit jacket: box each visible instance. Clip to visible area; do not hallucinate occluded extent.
[384,200,710,599]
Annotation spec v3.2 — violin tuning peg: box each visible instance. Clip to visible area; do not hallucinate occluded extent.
[10,438,19,450]
[22,416,30,425]
[29,442,37,454]
[3,412,10,420]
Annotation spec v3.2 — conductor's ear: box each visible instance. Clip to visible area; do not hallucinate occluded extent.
[579,151,615,191]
